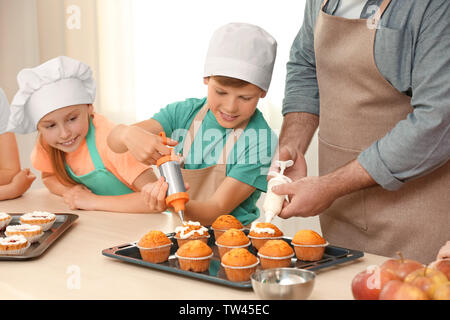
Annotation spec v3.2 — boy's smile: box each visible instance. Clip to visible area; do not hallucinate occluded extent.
[204,77,266,129]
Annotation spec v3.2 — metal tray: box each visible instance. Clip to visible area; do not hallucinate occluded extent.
[102,227,364,289]
[0,213,78,260]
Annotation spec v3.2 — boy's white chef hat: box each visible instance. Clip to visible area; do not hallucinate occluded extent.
[204,22,277,92]
[6,56,96,134]
[0,88,10,134]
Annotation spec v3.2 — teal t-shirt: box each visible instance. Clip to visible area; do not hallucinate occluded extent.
[152,97,278,225]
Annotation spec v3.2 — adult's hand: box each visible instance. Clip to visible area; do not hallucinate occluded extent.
[272,176,338,218]
[268,146,307,182]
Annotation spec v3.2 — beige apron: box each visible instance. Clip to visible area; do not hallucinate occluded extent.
[315,0,449,263]
[180,104,248,203]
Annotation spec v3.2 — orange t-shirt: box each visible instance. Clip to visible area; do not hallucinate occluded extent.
[31,113,149,191]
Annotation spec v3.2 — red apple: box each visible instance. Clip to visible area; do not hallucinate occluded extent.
[379,280,429,300]
[432,282,450,300]
[431,260,450,281]
[404,267,448,298]
[380,252,423,281]
[351,267,398,300]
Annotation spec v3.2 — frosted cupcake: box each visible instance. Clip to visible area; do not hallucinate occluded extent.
[0,235,30,255]
[0,212,12,231]
[174,221,210,247]
[20,211,56,231]
[248,222,283,251]
[5,224,44,243]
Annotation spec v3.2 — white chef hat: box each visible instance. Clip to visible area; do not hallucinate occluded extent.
[6,56,96,134]
[0,88,10,134]
[204,23,277,92]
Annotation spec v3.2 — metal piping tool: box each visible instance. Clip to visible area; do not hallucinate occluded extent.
[157,132,189,223]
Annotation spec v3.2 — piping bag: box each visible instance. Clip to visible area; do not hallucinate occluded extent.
[156,132,189,223]
[263,160,294,222]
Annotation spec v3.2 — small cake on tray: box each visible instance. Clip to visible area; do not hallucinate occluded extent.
[20,211,56,231]
[211,214,244,239]
[0,212,12,231]
[291,229,328,261]
[175,240,213,272]
[257,239,294,269]
[248,222,283,250]
[5,224,44,243]
[221,248,259,282]
[0,235,30,255]
[137,230,172,263]
[174,221,210,247]
[215,228,251,259]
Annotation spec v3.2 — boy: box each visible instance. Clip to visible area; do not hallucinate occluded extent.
[107,23,278,225]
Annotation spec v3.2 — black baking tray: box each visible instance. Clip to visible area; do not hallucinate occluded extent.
[0,213,78,260]
[102,227,364,289]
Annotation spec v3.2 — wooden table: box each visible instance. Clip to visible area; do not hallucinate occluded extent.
[0,189,388,300]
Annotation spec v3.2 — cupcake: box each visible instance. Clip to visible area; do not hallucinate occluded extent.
[257,239,295,269]
[175,240,213,272]
[221,248,259,282]
[174,221,210,247]
[20,211,56,231]
[5,224,44,243]
[0,212,12,231]
[291,229,328,261]
[0,235,30,255]
[211,215,244,239]
[215,228,251,259]
[248,222,283,250]
[137,230,172,263]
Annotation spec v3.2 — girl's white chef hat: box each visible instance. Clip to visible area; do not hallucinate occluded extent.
[204,22,277,92]
[6,56,96,134]
[0,88,10,134]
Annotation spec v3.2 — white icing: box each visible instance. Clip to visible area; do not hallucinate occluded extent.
[175,221,208,239]
[250,222,276,235]
[6,224,42,233]
[21,211,55,221]
[263,160,293,223]
[0,235,28,246]
[0,212,11,220]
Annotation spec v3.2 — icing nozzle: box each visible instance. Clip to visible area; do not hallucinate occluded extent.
[276,160,294,175]
[264,210,277,223]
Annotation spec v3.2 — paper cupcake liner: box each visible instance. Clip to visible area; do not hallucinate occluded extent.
[221,258,260,270]
[257,252,295,260]
[174,252,214,261]
[135,242,172,251]
[291,241,329,248]
[0,216,12,230]
[215,241,251,249]
[0,241,31,256]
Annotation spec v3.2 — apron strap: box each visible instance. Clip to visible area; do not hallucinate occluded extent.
[217,119,249,165]
[182,103,210,159]
[85,116,106,170]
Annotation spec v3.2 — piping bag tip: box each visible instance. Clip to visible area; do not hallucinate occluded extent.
[264,211,277,223]
[177,210,185,223]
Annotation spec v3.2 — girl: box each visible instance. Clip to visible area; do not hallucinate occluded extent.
[4,56,158,212]
[0,88,35,200]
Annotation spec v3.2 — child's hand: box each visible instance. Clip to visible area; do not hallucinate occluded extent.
[123,126,177,165]
[141,177,169,212]
[11,168,36,197]
[63,184,97,210]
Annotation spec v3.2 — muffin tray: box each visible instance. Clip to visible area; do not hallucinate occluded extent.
[0,213,78,260]
[102,228,364,289]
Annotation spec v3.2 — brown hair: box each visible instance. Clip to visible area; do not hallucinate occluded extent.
[210,75,251,88]
[38,133,78,186]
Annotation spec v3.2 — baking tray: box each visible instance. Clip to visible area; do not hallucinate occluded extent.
[0,213,78,260]
[102,227,364,289]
